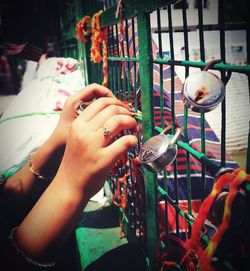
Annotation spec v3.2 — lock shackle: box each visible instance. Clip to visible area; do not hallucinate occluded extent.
[203,59,232,86]
[76,98,96,115]
[160,125,181,146]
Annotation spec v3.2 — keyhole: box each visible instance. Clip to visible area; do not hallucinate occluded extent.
[194,86,209,102]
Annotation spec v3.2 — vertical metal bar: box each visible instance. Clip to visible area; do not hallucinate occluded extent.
[132,17,138,111]
[125,19,132,104]
[120,20,127,100]
[157,9,163,60]
[114,23,121,98]
[167,3,179,235]
[197,0,206,199]
[137,9,158,268]
[107,26,113,90]
[197,0,205,61]
[157,9,164,127]
[218,0,226,168]
[182,0,192,234]
[156,8,168,234]
[115,61,119,96]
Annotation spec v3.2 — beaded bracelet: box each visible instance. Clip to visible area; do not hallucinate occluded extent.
[9,227,56,268]
[28,159,47,181]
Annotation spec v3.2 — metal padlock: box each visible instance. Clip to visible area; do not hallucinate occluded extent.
[138,126,181,172]
[76,98,96,115]
[182,59,231,113]
[210,168,247,228]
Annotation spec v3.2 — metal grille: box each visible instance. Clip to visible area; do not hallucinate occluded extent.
[55,0,250,269]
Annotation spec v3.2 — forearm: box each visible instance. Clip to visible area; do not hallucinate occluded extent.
[14,175,87,262]
[2,135,65,225]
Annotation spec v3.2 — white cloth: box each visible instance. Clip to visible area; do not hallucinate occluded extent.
[0,57,85,175]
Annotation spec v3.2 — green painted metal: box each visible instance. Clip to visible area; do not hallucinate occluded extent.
[136,8,158,268]
[109,56,250,74]
[76,201,128,269]
[101,0,179,28]
[54,0,250,270]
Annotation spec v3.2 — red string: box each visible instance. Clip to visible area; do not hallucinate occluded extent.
[183,168,250,271]
[75,12,108,87]
[112,172,130,238]
[75,16,91,44]
[90,11,108,87]
[199,169,249,271]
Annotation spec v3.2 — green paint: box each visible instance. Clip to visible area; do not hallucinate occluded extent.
[75,202,127,269]
[137,8,158,269]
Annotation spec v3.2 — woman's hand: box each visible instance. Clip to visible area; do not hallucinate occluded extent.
[49,83,117,148]
[55,97,138,199]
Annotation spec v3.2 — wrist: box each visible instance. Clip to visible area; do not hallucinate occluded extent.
[30,138,65,179]
[53,164,92,201]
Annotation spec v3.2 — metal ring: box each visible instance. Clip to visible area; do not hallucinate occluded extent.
[160,125,181,145]
[101,126,113,139]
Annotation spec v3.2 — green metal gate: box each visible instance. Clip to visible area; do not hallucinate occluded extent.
[54,0,250,270]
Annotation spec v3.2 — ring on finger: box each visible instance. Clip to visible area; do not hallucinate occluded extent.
[101,126,113,139]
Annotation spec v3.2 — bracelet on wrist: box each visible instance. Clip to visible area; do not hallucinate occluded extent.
[28,159,50,181]
[9,227,56,268]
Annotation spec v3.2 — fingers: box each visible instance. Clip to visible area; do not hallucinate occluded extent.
[77,97,130,122]
[76,83,115,102]
[103,135,138,165]
[90,105,132,129]
[101,115,137,139]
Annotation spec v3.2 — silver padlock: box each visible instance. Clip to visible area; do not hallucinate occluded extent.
[76,98,96,115]
[138,126,181,172]
[182,59,231,113]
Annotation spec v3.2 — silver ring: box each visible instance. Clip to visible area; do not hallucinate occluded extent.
[101,126,113,138]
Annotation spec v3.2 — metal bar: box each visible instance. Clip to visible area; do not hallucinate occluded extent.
[196,0,207,200]
[137,8,158,267]
[197,0,205,61]
[157,185,210,246]
[156,7,169,235]
[151,124,221,175]
[152,59,250,73]
[124,19,131,103]
[219,0,226,167]
[167,3,180,235]
[101,0,178,28]
[132,17,139,111]
[181,0,192,235]
[108,57,250,73]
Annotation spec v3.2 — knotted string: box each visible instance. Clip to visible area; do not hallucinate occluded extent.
[183,168,250,271]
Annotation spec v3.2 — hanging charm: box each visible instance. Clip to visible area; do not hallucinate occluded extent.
[138,125,181,172]
[182,59,232,113]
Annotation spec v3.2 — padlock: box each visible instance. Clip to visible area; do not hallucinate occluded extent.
[76,98,96,115]
[138,126,181,172]
[182,59,231,113]
[210,168,247,228]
